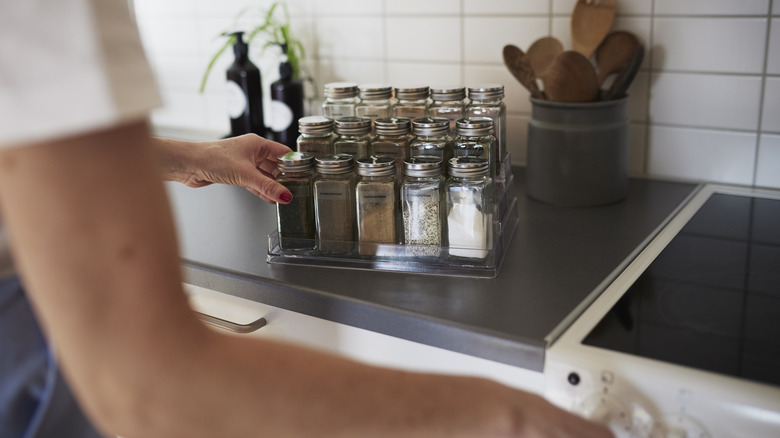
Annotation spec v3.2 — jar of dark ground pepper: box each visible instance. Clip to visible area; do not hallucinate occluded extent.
[313,154,357,255]
[275,152,316,252]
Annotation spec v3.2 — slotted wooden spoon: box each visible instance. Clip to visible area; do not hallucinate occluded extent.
[595,31,640,85]
[571,0,616,59]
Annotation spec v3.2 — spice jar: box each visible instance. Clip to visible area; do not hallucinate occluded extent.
[453,118,496,178]
[392,85,429,120]
[356,84,393,128]
[410,117,452,166]
[296,116,335,157]
[428,86,466,134]
[313,155,357,255]
[275,152,316,252]
[322,82,359,119]
[355,157,398,256]
[446,157,493,260]
[370,117,412,184]
[333,117,371,160]
[401,157,445,257]
[466,84,506,180]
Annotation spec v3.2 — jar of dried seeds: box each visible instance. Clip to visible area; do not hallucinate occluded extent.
[333,117,371,160]
[446,157,493,260]
[428,86,466,134]
[297,116,335,158]
[466,84,506,180]
[355,156,398,256]
[392,85,429,120]
[313,155,357,255]
[410,117,452,166]
[275,152,316,252]
[453,118,496,178]
[322,82,359,119]
[401,157,445,257]
[371,117,412,184]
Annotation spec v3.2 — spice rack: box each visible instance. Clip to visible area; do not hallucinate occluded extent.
[266,165,518,278]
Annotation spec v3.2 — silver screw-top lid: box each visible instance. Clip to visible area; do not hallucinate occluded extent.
[356,156,396,177]
[455,117,494,136]
[358,83,393,100]
[412,117,450,136]
[394,85,429,100]
[467,84,505,100]
[374,117,412,136]
[277,151,315,173]
[315,154,355,174]
[430,86,466,101]
[335,117,372,135]
[448,157,489,177]
[299,116,334,134]
[404,156,443,177]
[324,82,359,99]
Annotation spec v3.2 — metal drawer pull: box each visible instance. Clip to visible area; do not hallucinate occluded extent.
[194,311,267,334]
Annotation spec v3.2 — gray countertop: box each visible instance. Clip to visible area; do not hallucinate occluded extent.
[169,168,697,371]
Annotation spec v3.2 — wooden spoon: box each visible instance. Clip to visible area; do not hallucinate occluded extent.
[603,44,645,100]
[502,44,544,99]
[526,36,564,80]
[595,31,640,85]
[543,51,600,103]
[571,0,616,59]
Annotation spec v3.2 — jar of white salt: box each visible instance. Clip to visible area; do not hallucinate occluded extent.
[445,157,493,260]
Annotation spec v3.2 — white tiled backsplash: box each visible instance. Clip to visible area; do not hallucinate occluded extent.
[133,0,780,188]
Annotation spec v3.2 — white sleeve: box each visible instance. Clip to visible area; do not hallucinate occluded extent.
[0,0,162,148]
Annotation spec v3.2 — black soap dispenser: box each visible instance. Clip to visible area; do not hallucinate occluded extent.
[226,32,265,137]
[269,43,304,148]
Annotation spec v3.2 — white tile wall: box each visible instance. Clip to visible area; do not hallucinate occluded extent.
[133,0,780,188]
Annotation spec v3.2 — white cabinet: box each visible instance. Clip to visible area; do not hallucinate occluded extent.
[185,283,545,395]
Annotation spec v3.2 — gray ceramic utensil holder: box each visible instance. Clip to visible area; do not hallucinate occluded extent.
[526,97,629,207]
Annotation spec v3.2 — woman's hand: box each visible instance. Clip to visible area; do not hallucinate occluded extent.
[154,134,294,204]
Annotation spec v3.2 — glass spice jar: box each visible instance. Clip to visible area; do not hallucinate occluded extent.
[428,86,466,134]
[466,84,506,180]
[275,152,316,252]
[355,156,398,256]
[296,116,335,158]
[410,117,452,166]
[313,154,357,255]
[322,82,359,119]
[392,85,430,120]
[355,84,393,129]
[445,157,493,260]
[333,117,371,160]
[453,118,496,178]
[370,117,412,184]
[401,157,445,258]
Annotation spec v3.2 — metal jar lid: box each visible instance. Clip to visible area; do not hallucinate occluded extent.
[412,117,450,136]
[448,157,489,177]
[467,84,505,100]
[455,117,494,136]
[299,116,334,134]
[335,117,371,135]
[356,156,396,177]
[277,151,315,172]
[315,154,355,174]
[404,156,443,177]
[430,86,466,101]
[324,82,359,99]
[358,84,392,100]
[374,117,411,136]
[394,85,429,100]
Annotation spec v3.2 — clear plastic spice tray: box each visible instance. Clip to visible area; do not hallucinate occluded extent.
[267,173,518,278]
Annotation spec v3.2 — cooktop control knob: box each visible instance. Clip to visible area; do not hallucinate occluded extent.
[578,393,632,436]
[659,413,711,438]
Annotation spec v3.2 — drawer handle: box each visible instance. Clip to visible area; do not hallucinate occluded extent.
[194,311,267,334]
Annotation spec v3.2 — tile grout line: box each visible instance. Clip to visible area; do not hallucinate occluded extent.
[460,0,465,84]
[641,0,657,176]
[752,6,773,186]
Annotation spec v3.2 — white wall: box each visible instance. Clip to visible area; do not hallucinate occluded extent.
[133,0,780,188]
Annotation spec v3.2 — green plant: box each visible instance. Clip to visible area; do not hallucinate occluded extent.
[199,2,305,93]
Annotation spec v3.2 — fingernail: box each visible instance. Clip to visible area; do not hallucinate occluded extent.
[280,192,293,203]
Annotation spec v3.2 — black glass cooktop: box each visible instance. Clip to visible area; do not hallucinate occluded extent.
[584,193,780,387]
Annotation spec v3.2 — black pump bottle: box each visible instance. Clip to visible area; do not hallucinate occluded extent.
[226,32,265,137]
[269,43,304,148]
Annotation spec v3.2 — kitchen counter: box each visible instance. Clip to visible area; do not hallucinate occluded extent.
[168,168,698,371]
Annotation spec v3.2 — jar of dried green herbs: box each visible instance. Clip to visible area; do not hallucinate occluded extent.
[333,117,371,160]
[275,152,316,252]
[296,116,335,158]
[401,156,445,257]
[322,82,358,119]
[355,156,397,256]
[410,117,452,167]
[313,154,357,255]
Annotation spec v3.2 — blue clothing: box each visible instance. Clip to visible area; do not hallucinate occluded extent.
[0,276,103,438]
